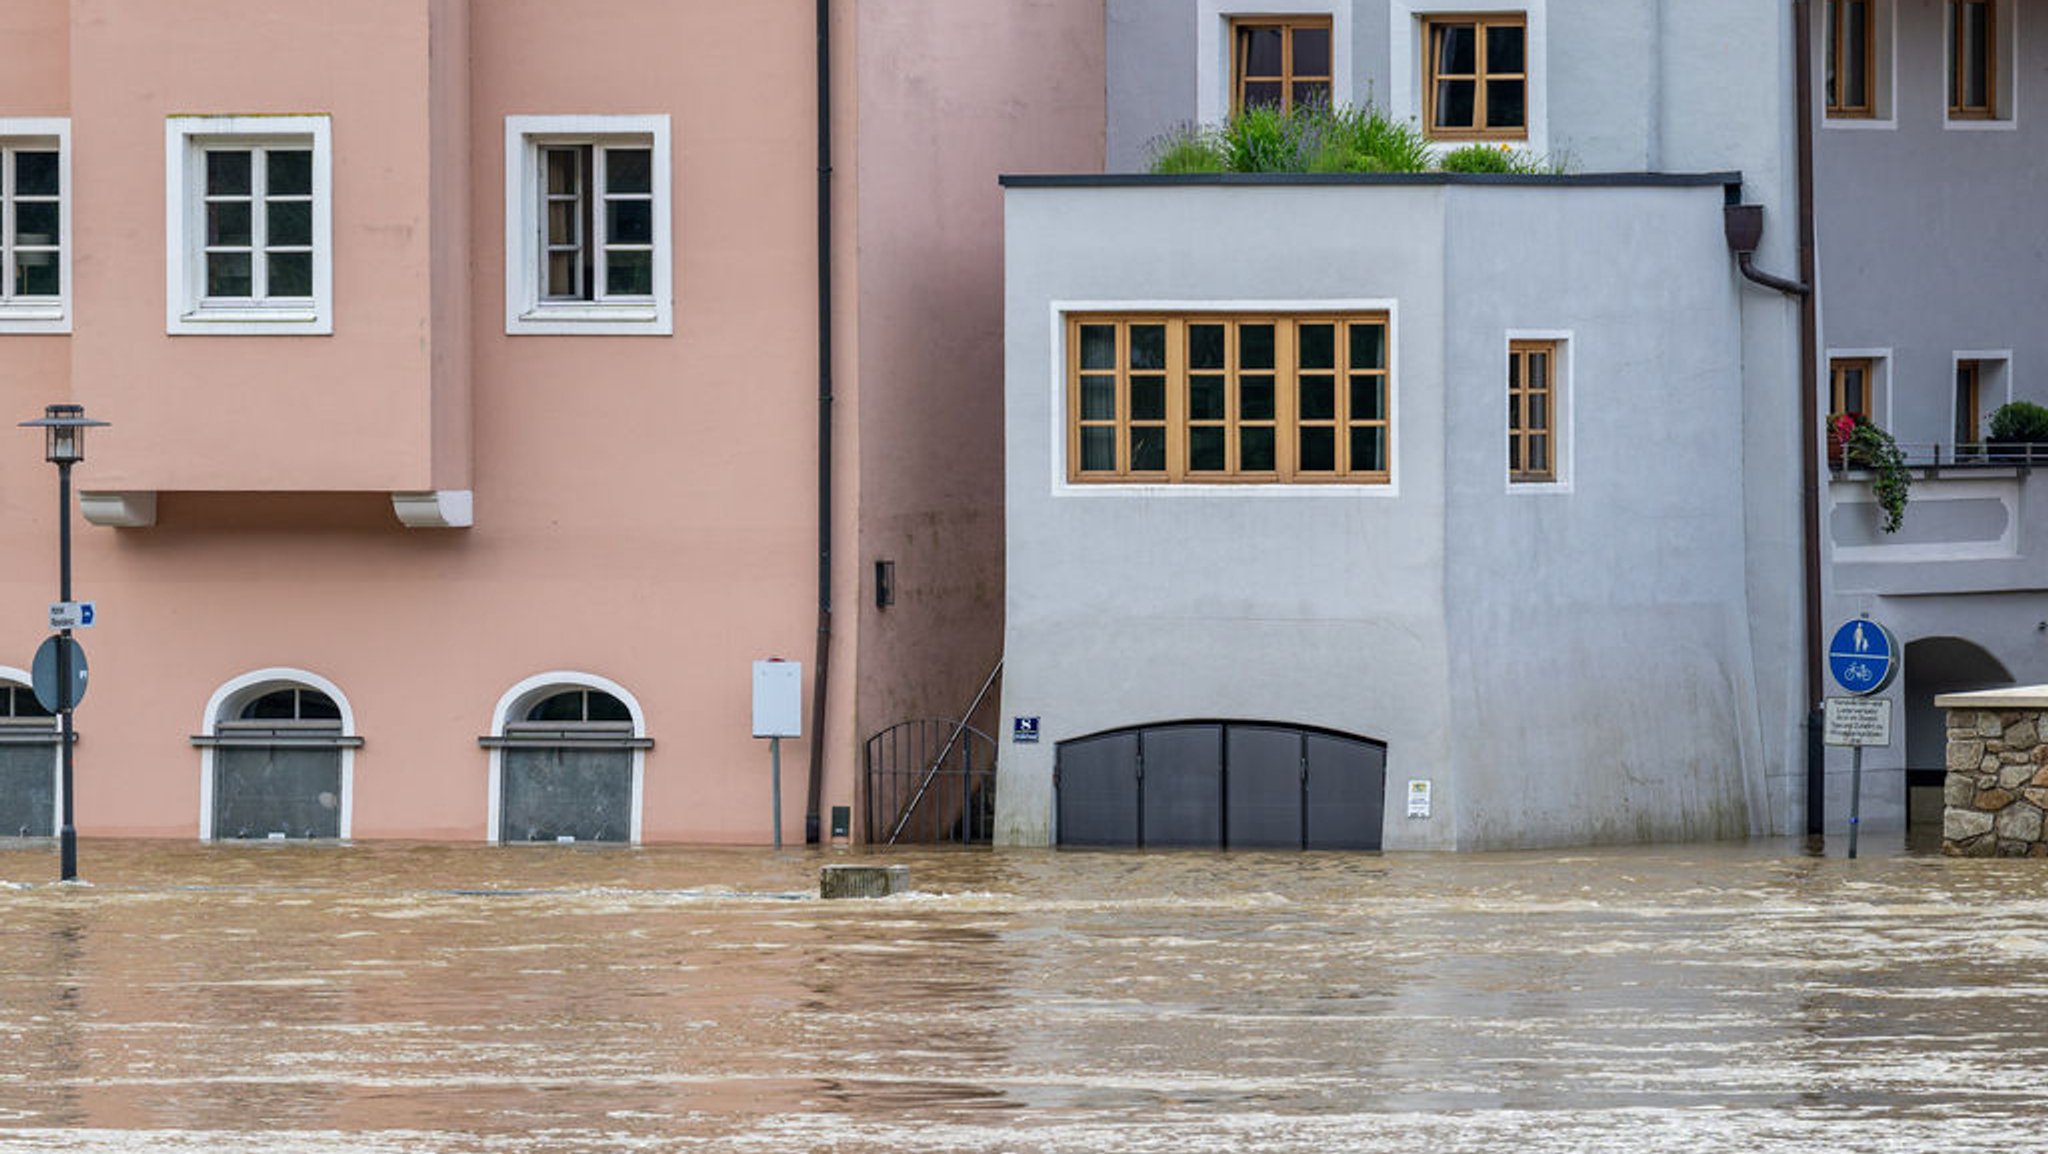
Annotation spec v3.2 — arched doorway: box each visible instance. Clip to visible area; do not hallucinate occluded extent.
[1057,721,1385,850]
[486,675,650,844]
[198,671,358,841]
[0,673,57,838]
[1903,636,2013,834]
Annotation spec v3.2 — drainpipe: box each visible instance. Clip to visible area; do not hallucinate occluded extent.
[1724,2,1820,845]
[806,0,834,846]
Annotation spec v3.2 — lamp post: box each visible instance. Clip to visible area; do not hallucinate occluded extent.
[19,404,107,882]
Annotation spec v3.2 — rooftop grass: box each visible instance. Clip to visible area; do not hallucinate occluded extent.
[1148,103,1567,176]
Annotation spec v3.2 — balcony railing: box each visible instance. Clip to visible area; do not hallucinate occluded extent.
[1831,442,2048,473]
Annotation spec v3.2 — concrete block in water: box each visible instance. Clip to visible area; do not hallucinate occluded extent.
[820,864,909,899]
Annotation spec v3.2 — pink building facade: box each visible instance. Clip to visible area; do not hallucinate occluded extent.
[0,0,1103,844]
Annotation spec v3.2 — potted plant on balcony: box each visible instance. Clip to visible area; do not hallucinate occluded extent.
[1988,401,2048,465]
[1830,411,1910,533]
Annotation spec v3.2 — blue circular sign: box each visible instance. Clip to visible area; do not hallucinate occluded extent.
[1827,619,1897,696]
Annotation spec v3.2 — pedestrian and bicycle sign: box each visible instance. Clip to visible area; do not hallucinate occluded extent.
[1827,618,1896,696]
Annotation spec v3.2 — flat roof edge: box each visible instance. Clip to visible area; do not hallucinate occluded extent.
[999,170,1744,190]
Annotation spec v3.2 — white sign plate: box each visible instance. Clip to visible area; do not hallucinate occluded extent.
[48,601,94,629]
[1824,697,1893,748]
[751,659,803,738]
[1406,779,1432,819]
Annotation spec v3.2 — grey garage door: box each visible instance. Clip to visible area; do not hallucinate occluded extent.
[1056,722,1385,850]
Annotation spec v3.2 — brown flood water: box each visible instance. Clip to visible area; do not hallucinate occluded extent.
[1,837,2045,1153]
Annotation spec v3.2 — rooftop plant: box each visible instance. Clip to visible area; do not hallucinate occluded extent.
[1147,103,1565,175]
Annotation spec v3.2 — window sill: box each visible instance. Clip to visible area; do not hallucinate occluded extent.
[0,303,69,334]
[169,303,329,336]
[1943,117,2017,132]
[507,303,671,336]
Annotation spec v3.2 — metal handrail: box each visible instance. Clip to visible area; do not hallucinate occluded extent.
[1831,440,2048,471]
[886,658,1003,845]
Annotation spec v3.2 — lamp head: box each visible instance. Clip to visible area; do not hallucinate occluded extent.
[19,404,109,465]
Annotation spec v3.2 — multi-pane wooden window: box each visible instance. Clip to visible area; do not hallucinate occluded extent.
[1830,357,1875,417]
[201,145,314,302]
[1,142,60,303]
[1422,14,1527,140]
[1231,16,1333,112]
[540,143,655,302]
[1825,0,1876,117]
[1949,0,1995,119]
[1508,340,1556,482]
[1068,314,1391,484]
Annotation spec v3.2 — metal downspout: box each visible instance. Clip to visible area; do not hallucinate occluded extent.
[1792,0,1825,844]
[806,0,833,845]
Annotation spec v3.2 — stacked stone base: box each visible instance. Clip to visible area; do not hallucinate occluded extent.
[1944,708,2048,857]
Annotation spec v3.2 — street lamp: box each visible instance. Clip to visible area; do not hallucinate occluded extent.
[19,403,107,882]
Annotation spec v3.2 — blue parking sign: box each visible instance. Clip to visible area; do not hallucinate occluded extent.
[1827,619,1897,696]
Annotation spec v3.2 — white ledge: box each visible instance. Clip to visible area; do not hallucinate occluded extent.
[1937,686,2048,710]
[79,491,158,528]
[391,490,473,528]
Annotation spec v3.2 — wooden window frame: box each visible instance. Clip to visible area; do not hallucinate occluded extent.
[1825,0,1877,118]
[1421,13,1529,142]
[1230,15,1335,114]
[197,143,316,306]
[1508,339,1556,483]
[1829,356,1876,418]
[1955,359,1984,452]
[1066,313,1392,485]
[538,143,656,306]
[1948,0,1997,120]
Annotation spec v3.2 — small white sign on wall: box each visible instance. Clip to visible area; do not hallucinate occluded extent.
[1406,779,1432,819]
[751,660,803,738]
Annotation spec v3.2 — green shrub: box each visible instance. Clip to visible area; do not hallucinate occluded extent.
[1147,103,1564,176]
[1989,401,2048,443]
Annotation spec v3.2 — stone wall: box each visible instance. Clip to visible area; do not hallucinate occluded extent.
[1944,707,2048,856]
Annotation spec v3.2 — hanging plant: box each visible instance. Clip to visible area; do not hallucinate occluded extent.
[1831,412,1910,533]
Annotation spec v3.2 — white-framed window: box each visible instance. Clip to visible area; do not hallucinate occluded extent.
[1506,330,1570,489]
[165,115,333,335]
[1945,0,2017,128]
[504,115,672,336]
[1196,2,1354,128]
[483,672,651,844]
[1391,1,1548,157]
[194,669,358,842]
[0,118,70,334]
[1821,0,1897,127]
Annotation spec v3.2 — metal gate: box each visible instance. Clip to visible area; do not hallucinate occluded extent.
[1057,721,1385,850]
[864,719,996,845]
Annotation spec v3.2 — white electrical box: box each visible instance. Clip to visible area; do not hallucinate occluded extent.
[752,659,803,738]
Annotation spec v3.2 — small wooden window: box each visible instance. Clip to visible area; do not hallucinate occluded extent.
[1422,13,1527,140]
[1830,357,1875,418]
[199,145,315,303]
[1231,16,1334,113]
[1508,340,1556,482]
[539,143,654,303]
[1068,313,1391,484]
[1955,360,1983,451]
[1949,0,1996,119]
[1825,0,1876,117]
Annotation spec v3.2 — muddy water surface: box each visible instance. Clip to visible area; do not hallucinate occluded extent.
[1,838,2045,1152]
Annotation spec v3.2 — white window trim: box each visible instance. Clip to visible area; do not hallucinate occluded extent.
[1505,329,1571,494]
[0,664,60,837]
[1943,0,2019,130]
[1046,298,1402,499]
[486,671,648,845]
[1391,0,1548,157]
[0,118,71,334]
[1820,0,1899,130]
[1196,1,1355,127]
[504,115,673,336]
[197,668,357,842]
[1828,346,1892,426]
[165,115,332,335]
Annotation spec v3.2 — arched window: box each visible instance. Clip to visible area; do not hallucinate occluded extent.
[483,674,650,844]
[195,671,360,841]
[0,675,57,838]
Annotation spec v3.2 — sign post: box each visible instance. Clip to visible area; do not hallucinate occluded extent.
[751,659,803,850]
[1825,618,1899,859]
